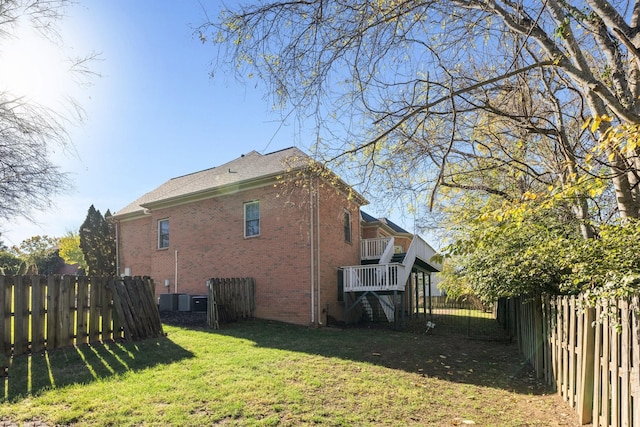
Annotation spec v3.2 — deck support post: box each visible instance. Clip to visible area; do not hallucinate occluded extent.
[393,290,398,330]
[428,273,432,320]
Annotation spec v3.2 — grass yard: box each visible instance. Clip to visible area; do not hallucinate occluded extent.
[0,319,578,426]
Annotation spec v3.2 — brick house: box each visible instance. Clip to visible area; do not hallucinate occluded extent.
[112,147,440,326]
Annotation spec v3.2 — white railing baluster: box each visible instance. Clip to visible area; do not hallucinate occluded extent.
[360,237,392,260]
[342,263,404,292]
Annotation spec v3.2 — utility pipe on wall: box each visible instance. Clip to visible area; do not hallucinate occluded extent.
[174,249,178,294]
[115,221,120,276]
[316,184,322,325]
[309,174,315,324]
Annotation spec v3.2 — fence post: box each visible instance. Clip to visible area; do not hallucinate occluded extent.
[533,295,544,379]
[577,300,595,424]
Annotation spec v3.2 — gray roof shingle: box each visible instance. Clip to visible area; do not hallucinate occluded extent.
[114,147,311,218]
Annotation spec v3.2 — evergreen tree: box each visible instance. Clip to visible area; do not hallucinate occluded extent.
[80,205,116,276]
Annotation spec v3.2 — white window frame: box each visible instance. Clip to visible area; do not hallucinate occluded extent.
[244,201,260,238]
[158,219,169,249]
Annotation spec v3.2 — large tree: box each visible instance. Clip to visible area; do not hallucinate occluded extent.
[201,0,640,223]
[11,234,63,274]
[58,231,87,273]
[0,0,94,223]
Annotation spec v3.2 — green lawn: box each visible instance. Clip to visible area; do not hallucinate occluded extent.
[0,320,577,426]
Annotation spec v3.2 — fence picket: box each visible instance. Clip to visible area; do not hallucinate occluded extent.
[0,275,162,358]
[31,276,46,354]
[620,299,630,427]
[577,299,595,425]
[46,276,60,349]
[88,277,101,342]
[207,277,255,327]
[76,276,89,344]
[58,276,73,348]
[13,276,28,356]
[568,296,576,408]
[564,296,570,402]
[0,276,11,357]
[631,296,640,427]
[99,277,113,341]
[501,294,640,427]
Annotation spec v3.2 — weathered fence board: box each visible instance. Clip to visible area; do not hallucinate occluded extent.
[88,276,101,342]
[59,276,73,348]
[76,276,89,345]
[207,277,256,328]
[46,276,60,350]
[501,294,640,426]
[31,276,46,354]
[0,275,163,365]
[0,276,9,357]
[631,296,640,427]
[13,276,28,356]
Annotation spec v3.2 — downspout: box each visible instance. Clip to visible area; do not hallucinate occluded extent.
[174,249,178,294]
[309,174,315,324]
[115,221,120,276]
[316,184,322,325]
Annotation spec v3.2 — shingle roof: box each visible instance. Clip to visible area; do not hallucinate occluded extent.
[114,147,312,218]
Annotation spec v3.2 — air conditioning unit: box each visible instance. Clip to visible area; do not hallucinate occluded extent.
[192,296,208,312]
[158,294,179,311]
[178,294,192,312]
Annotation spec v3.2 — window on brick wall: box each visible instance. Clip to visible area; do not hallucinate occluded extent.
[343,210,351,243]
[158,219,169,249]
[244,201,260,237]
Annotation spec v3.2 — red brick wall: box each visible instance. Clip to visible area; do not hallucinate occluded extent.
[314,183,361,324]
[361,226,379,239]
[117,218,152,277]
[117,176,361,325]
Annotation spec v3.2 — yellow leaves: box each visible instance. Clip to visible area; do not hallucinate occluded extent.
[588,187,602,198]
[585,153,593,164]
[591,121,640,161]
[585,114,613,133]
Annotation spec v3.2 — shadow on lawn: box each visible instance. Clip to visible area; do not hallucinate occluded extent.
[194,317,551,397]
[1,337,194,402]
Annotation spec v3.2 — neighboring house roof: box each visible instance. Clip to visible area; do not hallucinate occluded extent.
[361,210,411,235]
[114,147,366,220]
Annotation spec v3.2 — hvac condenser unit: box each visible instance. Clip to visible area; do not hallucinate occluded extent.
[158,293,179,312]
[178,294,192,312]
[192,296,208,312]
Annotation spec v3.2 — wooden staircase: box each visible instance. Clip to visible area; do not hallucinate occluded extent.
[341,236,441,324]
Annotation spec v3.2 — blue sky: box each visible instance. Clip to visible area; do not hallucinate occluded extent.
[1,0,429,247]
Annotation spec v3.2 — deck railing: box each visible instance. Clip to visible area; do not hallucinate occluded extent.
[346,236,440,294]
[360,237,393,260]
[342,263,405,292]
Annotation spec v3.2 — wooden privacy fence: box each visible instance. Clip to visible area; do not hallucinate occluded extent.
[502,295,640,426]
[0,275,163,362]
[207,277,256,329]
